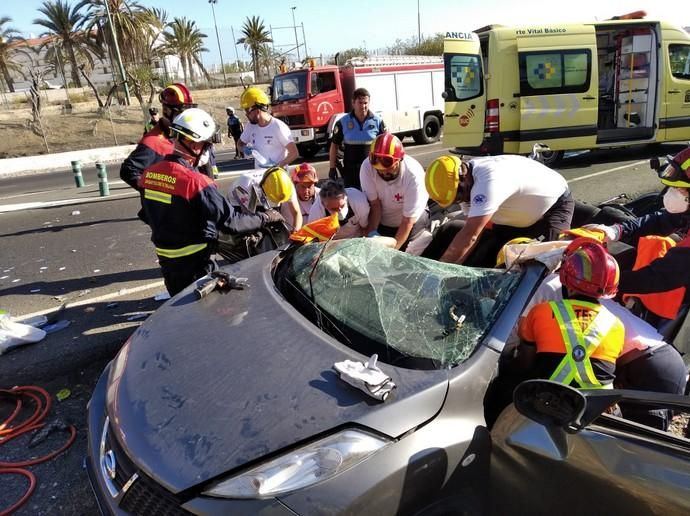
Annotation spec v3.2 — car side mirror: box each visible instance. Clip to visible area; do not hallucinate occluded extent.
[649,157,660,171]
[513,380,586,433]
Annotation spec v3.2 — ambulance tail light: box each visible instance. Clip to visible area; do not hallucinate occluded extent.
[485,99,500,133]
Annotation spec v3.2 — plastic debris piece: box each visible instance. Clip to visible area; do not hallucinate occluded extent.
[30,289,41,293]
[56,389,71,402]
[76,289,90,297]
[12,279,20,283]
[154,292,171,301]
[59,267,66,271]
[126,313,149,321]
[42,319,71,334]
[71,210,80,216]
[93,269,101,273]
[40,267,48,270]
[0,275,8,280]
[19,315,48,328]
[71,250,77,253]
[106,302,119,309]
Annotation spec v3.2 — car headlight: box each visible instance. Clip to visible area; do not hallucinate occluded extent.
[202,429,390,499]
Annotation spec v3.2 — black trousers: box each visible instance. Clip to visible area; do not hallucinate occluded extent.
[159,250,216,296]
[616,344,688,431]
[422,190,574,267]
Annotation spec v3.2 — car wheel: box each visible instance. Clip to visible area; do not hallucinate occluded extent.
[297,142,321,158]
[414,115,442,145]
[539,149,564,167]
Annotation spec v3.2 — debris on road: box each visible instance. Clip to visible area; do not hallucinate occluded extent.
[106,302,119,309]
[42,320,71,334]
[71,210,81,216]
[154,292,170,301]
[56,388,71,402]
[0,311,46,354]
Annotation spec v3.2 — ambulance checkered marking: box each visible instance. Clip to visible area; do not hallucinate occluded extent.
[450,63,478,86]
[533,62,556,80]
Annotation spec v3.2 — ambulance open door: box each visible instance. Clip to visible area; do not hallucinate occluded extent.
[442,32,486,150]
[515,27,599,154]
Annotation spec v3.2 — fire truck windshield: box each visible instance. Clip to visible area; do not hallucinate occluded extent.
[272,71,308,102]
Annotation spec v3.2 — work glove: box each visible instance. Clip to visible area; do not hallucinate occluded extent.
[328,167,338,180]
[261,209,285,225]
[582,223,622,242]
[243,144,254,154]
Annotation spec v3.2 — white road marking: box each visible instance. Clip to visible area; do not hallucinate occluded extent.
[13,280,166,321]
[566,160,648,184]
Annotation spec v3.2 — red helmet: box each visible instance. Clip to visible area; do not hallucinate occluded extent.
[159,83,195,108]
[369,133,404,170]
[291,163,318,184]
[559,241,619,299]
[659,147,690,188]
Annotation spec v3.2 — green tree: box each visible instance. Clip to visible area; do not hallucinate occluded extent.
[258,44,279,80]
[0,16,24,92]
[328,47,367,65]
[33,0,95,88]
[387,33,443,56]
[162,17,209,86]
[237,16,272,82]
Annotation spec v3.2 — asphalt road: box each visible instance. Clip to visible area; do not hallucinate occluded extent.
[0,140,683,515]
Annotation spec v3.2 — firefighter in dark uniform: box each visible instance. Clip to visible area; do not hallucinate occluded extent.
[140,108,283,296]
[328,87,386,190]
[120,83,196,193]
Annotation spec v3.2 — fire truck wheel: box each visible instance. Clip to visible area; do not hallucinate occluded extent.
[414,115,441,144]
[297,142,321,158]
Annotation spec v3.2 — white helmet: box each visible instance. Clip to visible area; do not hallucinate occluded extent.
[226,106,234,113]
[170,108,216,142]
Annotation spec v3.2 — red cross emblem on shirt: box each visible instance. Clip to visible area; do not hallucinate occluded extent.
[394,193,403,202]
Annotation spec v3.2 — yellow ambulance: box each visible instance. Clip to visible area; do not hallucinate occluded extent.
[443,14,690,165]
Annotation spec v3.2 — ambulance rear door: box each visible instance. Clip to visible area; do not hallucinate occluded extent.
[443,31,486,150]
[515,25,598,153]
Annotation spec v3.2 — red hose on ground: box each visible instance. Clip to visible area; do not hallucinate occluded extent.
[0,386,77,515]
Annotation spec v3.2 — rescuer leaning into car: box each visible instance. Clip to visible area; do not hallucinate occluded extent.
[139,108,283,296]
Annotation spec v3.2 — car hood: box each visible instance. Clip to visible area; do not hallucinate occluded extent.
[106,252,449,493]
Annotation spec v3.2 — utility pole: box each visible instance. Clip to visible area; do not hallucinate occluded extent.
[230,26,241,70]
[417,0,421,45]
[290,7,300,62]
[209,0,228,86]
[104,0,130,105]
[301,22,308,59]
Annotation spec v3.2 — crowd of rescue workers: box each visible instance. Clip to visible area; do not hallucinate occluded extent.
[120,81,690,434]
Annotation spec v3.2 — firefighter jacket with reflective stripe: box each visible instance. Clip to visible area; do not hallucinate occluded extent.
[619,209,690,243]
[519,299,625,388]
[139,155,265,256]
[121,124,175,191]
[619,234,690,315]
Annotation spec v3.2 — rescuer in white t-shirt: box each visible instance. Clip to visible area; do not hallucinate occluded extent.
[422,154,573,267]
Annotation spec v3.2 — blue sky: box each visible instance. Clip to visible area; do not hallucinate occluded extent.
[6,0,685,66]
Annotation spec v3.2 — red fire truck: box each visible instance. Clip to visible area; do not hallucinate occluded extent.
[270,55,445,157]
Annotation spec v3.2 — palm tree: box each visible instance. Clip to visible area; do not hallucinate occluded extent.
[237,16,272,82]
[33,0,91,88]
[258,44,279,80]
[162,17,209,85]
[0,17,24,92]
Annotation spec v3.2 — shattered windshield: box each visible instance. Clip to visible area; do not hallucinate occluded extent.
[284,239,521,368]
[272,71,307,102]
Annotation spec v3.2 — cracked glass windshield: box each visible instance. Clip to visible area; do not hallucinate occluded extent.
[286,239,521,368]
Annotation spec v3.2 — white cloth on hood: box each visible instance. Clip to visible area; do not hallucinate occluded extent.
[333,354,396,401]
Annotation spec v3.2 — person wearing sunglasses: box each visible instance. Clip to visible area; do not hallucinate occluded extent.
[422,153,573,266]
[360,133,430,250]
[585,146,690,324]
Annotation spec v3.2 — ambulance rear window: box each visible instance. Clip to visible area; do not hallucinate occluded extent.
[519,49,591,96]
[444,54,483,101]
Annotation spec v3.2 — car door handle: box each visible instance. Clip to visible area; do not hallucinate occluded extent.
[582,95,596,100]
[668,89,681,94]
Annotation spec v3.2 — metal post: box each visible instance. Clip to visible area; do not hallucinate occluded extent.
[209,0,228,86]
[104,0,131,105]
[96,162,110,196]
[417,0,421,45]
[71,160,84,188]
[290,7,300,62]
[301,23,308,58]
[231,26,241,70]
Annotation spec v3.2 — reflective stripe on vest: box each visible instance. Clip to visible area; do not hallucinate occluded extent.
[548,300,616,389]
[145,189,172,204]
[155,242,208,259]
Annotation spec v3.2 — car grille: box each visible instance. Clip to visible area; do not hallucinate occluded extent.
[106,425,193,516]
[279,114,306,126]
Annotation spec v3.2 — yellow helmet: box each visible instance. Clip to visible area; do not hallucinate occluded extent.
[425,155,462,208]
[261,166,294,204]
[496,237,536,267]
[240,87,270,110]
